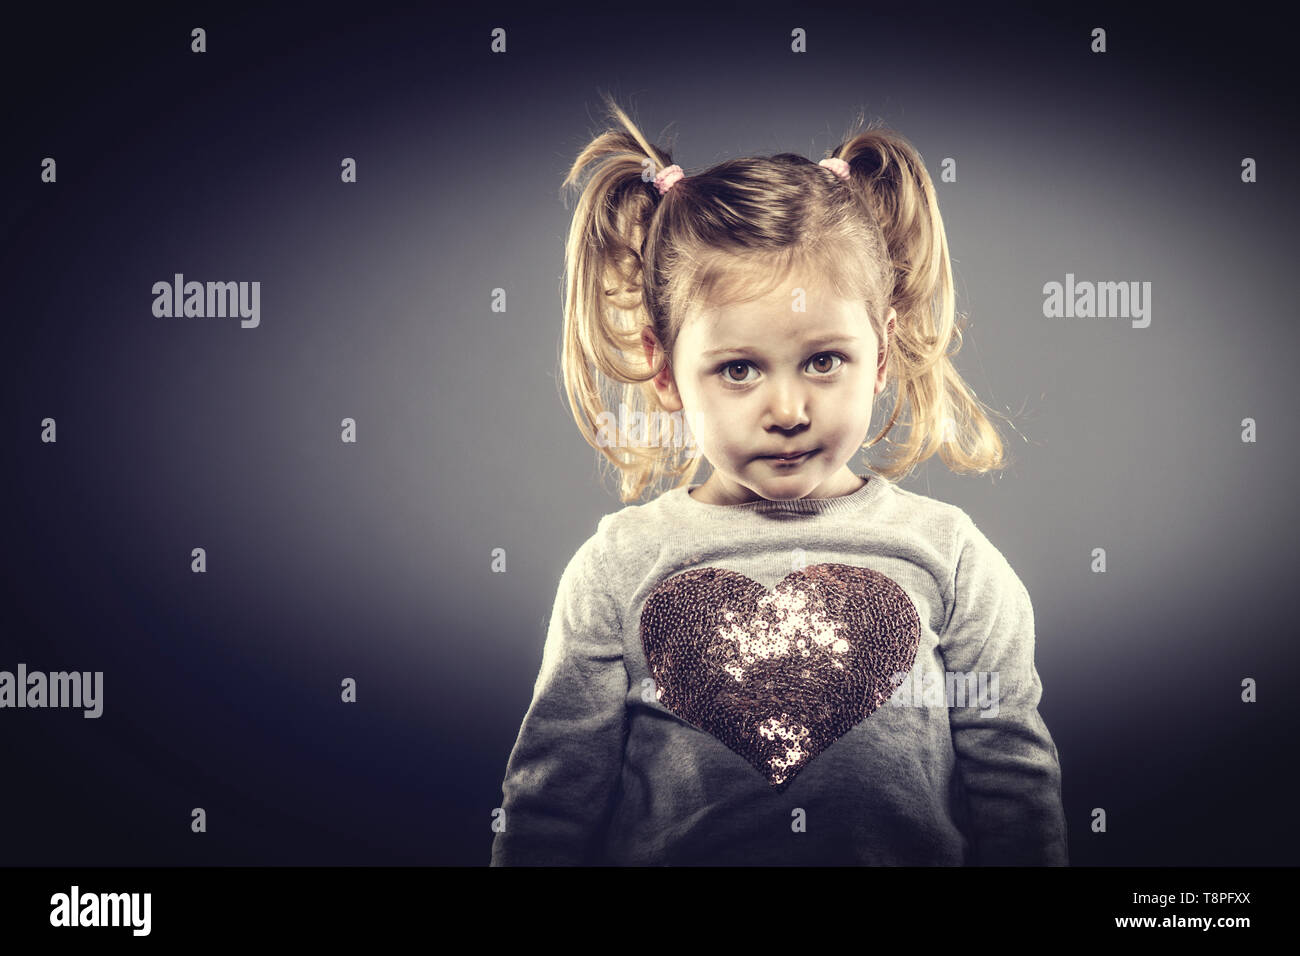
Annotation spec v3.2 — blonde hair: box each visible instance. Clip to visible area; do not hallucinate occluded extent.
[560,92,1012,503]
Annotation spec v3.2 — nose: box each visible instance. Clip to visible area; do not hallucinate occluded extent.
[762,376,811,431]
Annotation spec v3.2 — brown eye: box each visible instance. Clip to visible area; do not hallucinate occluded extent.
[808,353,843,374]
[725,362,751,382]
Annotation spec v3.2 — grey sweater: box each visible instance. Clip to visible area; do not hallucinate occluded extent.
[490,474,1068,866]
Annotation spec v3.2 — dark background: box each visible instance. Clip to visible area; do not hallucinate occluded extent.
[2,0,1296,865]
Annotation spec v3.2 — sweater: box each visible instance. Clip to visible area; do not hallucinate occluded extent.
[489,474,1069,866]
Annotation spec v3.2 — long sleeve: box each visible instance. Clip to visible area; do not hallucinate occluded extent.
[938,516,1069,866]
[489,525,629,866]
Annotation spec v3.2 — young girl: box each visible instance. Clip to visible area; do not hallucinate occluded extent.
[490,95,1068,866]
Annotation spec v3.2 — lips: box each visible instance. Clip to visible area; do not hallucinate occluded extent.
[763,449,815,462]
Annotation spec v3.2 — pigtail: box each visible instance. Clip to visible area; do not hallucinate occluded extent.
[830,118,1012,480]
[559,93,703,502]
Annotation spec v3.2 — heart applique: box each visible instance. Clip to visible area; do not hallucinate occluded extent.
[640,563,920,791]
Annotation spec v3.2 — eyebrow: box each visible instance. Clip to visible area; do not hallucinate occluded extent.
[703,334,860,357]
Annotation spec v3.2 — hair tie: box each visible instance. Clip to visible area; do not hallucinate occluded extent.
[654,164,684,195]
[819,157,850,181]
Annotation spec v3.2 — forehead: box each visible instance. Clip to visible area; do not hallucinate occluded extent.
[682,285,873,352]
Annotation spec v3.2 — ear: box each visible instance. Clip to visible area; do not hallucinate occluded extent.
[642,326,684,411]
[875,307,897,395]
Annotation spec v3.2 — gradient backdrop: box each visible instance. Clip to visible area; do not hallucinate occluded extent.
[3,0,1297,865]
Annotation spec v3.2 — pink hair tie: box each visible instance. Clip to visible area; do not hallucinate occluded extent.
[819,157,850,181]
[654,164,684,194]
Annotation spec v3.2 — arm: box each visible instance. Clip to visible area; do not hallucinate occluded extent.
[939,515,1069,866]
[489,526,628,866]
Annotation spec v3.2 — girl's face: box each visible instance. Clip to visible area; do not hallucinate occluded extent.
[644,279,895,505]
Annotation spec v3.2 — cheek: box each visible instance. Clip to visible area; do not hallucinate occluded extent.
[824,385,874,431]
[844,375,876,409]
[691,403,748,456]
[699,420,742,454]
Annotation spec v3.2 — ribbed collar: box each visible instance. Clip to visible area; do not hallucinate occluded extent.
[667,473,891,519]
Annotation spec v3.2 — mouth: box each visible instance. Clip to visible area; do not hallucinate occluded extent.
[761,449,817,465]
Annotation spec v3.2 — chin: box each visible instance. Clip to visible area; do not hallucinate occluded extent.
[761,489,808,501]
[755,476,819,498]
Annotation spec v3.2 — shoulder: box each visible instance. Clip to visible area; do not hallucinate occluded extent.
[559,487,678,584]
[943,504,1030,612]
[879,480,973,553]
[884,480,968,523]
[587,485,683,554]
[883,482,1027,601]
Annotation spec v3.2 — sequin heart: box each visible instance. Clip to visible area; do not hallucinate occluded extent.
[640,563,920,791]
